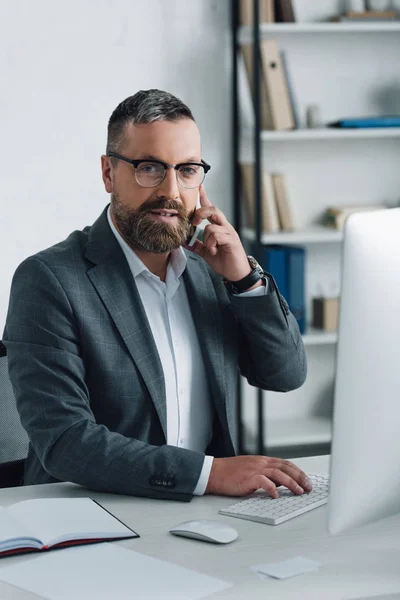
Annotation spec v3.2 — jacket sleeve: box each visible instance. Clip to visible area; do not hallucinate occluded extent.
[212,271,307,392]
[3,257,204,501]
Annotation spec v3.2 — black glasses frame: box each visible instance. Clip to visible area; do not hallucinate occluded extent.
[108,152,211,174]
[107,152,211,188]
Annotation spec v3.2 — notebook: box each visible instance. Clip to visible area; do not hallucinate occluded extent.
[0,497,138,558]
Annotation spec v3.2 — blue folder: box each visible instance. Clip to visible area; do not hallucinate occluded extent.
[257,245,288,301]
[257,245,306,335]
[284,246,306,335]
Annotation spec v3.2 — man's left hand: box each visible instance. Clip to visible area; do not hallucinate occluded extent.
[185,185,252,282]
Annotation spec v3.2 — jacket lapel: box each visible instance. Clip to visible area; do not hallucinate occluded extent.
[85,208,167,439]
[183,254,228,432]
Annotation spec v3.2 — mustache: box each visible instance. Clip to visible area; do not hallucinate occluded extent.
[139,198,189,218]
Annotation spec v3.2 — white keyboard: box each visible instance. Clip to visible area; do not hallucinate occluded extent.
[219,473,329,526]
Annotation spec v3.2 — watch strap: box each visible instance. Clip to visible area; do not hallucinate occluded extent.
[224,267,263,295]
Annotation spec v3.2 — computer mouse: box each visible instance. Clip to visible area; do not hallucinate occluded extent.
[169,519,238,544]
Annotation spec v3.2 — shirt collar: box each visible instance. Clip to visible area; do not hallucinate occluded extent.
[107,205,187,280]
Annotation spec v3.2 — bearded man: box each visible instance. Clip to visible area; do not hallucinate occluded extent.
[3,89,311,500]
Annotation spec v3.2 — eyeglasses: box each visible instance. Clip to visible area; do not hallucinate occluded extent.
[107,152,211,189]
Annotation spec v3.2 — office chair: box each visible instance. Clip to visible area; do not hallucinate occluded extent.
[0,341,29,488]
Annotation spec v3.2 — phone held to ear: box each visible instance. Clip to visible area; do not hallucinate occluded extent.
[185,192,202,247]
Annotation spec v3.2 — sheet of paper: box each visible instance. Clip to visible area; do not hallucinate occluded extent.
[250,556,320,580]
[0,542,232,600]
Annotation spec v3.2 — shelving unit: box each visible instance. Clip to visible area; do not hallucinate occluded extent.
[232,0,400,457]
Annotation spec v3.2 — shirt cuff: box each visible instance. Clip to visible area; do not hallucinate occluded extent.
[235,278,269,297]
[193,455,214,496]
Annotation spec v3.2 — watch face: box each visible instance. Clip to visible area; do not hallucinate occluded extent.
[247,255,257,268]
[248,255,263,274]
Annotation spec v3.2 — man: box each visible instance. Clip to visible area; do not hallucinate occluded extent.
[3,89,310,501]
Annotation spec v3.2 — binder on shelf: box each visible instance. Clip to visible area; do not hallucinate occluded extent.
[280,50,300,129]
[271,173,295,231]
[260,40,295,130]
[240,44,271,131]
[240,164,280,233]
[256,245,288,300]
[274,0,296,23]
[256,244,306,334]
[240,0,275,26]
[285,246,306,334]
[237,51,256,130]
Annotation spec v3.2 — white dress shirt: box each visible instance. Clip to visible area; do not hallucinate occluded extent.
[107,207,267,494]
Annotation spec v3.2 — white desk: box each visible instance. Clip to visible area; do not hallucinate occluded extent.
[0,455,399,600]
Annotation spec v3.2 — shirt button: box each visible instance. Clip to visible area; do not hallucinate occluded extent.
[180,438,184,445]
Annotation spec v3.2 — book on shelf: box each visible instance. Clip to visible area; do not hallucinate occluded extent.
[271,173,295,230]
[324,204,387,230]
[328,116,400,128]
[240,0,275,26]
[240,163,280,233]
[0,497,138,558]
[274,0,296,23]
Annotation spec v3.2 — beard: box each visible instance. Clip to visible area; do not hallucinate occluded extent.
[111,192,192,254]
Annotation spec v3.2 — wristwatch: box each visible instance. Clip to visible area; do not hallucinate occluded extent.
[224,256,266,295]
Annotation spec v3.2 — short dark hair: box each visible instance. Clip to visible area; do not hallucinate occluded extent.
[106,89,195,156]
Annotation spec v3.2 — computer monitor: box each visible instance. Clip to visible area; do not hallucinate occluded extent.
[328,207,400,535]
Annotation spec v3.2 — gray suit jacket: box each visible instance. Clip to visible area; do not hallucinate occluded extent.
[3,206,306,501]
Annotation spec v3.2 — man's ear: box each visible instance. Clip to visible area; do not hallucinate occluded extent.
[101,155,113,193]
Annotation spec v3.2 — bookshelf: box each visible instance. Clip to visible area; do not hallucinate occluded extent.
[232,0,400,457]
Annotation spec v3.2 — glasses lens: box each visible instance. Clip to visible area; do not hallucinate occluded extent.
[177,164,205,189]
[135,162,165,187]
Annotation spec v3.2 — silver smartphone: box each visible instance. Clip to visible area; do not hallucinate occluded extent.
[185,193,202,247]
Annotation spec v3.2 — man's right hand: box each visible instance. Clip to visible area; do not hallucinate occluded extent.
[205,455,313,498]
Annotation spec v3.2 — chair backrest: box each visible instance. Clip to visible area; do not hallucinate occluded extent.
[0,341,29,486]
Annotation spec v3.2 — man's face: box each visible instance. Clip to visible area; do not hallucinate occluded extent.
[101,118,202,253]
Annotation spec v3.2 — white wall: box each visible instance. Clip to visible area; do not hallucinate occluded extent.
[0,0,232,326]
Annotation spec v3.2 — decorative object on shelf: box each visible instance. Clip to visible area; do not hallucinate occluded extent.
[274,0,296,22]
[331,8,398,20]
[324,204,387,230]
[271,173,296,231]
[312,297,339,332]
[328,115,400,128]
[306,104,322,129]
[240,0,275,26]
[240,164,280,233]
[365,0,390,10]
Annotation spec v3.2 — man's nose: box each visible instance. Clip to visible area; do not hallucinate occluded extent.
[157,167,180,200]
